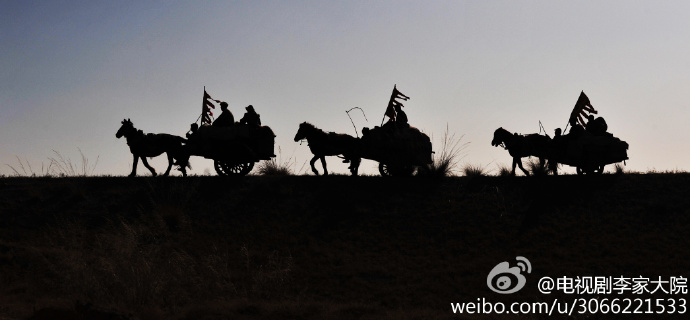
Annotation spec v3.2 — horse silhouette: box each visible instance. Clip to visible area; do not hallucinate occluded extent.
[491,127,556,176]
[294,122,361,176]
[116,118,188,177]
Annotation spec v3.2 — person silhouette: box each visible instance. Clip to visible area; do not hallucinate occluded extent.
[213,102,235,127]
[586,114,608,136]
[394,104,408,125]
[239,105,261,126]
[186,123,198,138]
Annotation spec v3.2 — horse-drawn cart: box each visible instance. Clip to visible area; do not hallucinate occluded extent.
[491,91,629,176]
[360,123,433,176]
[550,91,629,175]
[550,133,628,175]
[184,125,275,176]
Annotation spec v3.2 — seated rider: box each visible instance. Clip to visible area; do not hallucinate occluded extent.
[586,114,608,136]
[585,114,607,136]
[553,128,567,149]
[186,123,199,138]
[394,104,408,125]
[239,105,261,126]
[569,124,584,137]
[212,102,234,127]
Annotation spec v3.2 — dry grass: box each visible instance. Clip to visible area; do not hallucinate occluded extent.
[5,149,98,177]
[526,158,549,176]
[257,158,293,176]
[5,156,52,177]
[48,149,99,177]
[495,163,512,177]
[644,167,687,174]
[257,147,295,176]
[614,163,625,175]
[462,163,486,177]
[418,125,468,178]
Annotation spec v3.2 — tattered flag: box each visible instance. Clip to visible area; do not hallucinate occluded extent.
[385,85,410,122]
[569,91,598,127]
[202,89,216,125]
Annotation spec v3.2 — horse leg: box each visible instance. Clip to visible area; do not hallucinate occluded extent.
[320,157,329,176]
[163,153,173,176]
[129,155,139,177]
[349,157,361,176]
[548,159,558,175]
[310,156,320,175]
[176,154,188,177]
[511,158,518,176]
[141,157,157,177]
[516,158,530,176]
[537,157,546,175]
[173,150,190,177]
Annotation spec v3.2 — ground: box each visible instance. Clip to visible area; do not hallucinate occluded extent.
[0,174,688,319]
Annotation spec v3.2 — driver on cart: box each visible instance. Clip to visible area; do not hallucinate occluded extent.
[213,101,235,127]
[239,105,261,126]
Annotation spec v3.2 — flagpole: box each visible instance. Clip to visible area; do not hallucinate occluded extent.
[201,86,205,125]
[380,84,396,126]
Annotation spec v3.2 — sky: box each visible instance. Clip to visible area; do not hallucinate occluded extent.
[2,1,689,176]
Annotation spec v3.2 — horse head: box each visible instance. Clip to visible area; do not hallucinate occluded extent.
[294,122,315,142]
[491,127,510,147]
[116,118,134,139]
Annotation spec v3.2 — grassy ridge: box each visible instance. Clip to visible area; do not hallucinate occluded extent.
[1,174,689,319]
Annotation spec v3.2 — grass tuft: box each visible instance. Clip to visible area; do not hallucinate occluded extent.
[462,163,486,177]
[526,158,549,176]
[495,163,512,177]
[5,156,53,177]
[48,149,99,177]
[6,149,99,177]
[418,125,468,178]
[257,147,295,176]
[614,163,625,175]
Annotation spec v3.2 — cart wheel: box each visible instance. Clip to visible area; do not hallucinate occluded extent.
[379,163,392,177]
[378,163,415,177]
[214,161,255,176]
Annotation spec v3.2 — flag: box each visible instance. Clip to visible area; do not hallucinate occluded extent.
[385,85,410,122]
[569,91,598,127]
[392,86,410,101]
[202,89,216,125]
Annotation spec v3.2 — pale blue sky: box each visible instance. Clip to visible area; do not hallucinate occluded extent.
[2,1,689,176]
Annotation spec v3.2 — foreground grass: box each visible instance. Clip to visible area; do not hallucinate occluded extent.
[1,174,689,319]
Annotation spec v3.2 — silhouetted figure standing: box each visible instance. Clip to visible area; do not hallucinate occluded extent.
[213,102,234,127]
[239,105,261,126]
